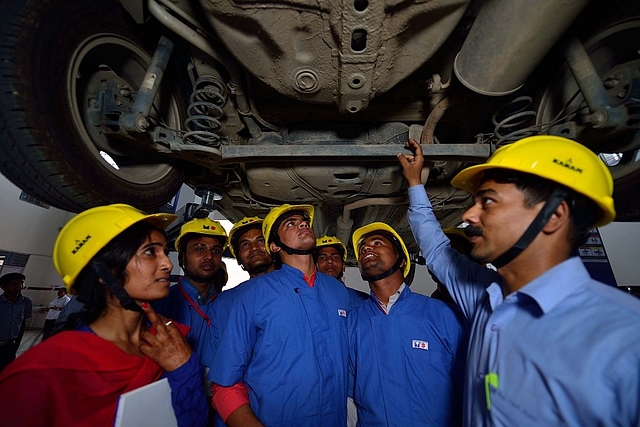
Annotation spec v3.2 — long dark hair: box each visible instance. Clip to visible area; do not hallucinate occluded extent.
[55,221,168,332]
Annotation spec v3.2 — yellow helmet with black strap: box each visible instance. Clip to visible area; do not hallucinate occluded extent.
[53,204,176,292]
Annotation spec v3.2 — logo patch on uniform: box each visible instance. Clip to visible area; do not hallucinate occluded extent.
[338,309,347,317]
[412,340,429,350]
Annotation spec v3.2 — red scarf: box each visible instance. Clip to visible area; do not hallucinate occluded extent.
[0,329,181,426]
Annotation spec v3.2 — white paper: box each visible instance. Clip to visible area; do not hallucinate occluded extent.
[114,378,178,427]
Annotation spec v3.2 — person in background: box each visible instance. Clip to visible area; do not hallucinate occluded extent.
[399,136,640,426]
[211,216,274,324]
[153,216,229,418]
[54,295,85,328]
[348,222,466,426]
[0,204,208,427]
[314,235,368,304]
[228,217,275,279]
[206,216,275,425]
[41,287,71,340]
[0,273,32,372]
[209,204,352,427]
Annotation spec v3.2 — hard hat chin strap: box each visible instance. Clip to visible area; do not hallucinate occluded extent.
[274,238,315,256]
[93,261,143,313]
[491,187,568,269]
[361,255,404,282]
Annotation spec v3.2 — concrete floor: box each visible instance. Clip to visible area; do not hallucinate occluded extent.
[17,330,43,357]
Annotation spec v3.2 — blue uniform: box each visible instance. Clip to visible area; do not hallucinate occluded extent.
[347,287,369,307]
[408,184,640,426]
[209,264,351,427]
[349,286,466,426]
[153,278,216,374]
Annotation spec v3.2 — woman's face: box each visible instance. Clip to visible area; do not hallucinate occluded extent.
[123,230,173,302]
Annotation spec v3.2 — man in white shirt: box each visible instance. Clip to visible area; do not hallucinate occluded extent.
[41,288,70,340]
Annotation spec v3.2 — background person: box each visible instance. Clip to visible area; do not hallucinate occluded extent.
[0,204,208,427]
[207,216,275,425]
[41,287,70,340]
[348,222,466,426]
[209,204,352,427]
[228,216,275,279]
[0,273,32,372]
[153,216,229,419]
[314,235,368,304]
[212,216,275,330]
[399,136,640,426]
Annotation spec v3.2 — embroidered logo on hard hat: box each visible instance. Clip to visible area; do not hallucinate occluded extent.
[72,235,92,254]
[552,158,583,173]
[338,309,347,317]
[412,340,429,350]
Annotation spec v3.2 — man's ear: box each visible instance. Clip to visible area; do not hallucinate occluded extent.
[543,200,571,234]
[269,242,281,254]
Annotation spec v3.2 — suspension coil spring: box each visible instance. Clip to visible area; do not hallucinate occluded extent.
[184,76,228,146]
[492,96,538,147]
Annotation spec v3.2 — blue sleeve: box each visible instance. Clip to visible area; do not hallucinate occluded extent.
[162,353,209,427]
[347,288,369,310]
[24,298,33,320]
[209,286,257,386]
[407,185,499,321]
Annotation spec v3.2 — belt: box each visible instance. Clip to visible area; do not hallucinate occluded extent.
[0,339,18,347]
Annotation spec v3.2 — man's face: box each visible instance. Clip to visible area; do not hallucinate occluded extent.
[57,289,66,298]
[357,234,402,277]
[1,279,24,298]
[462,178,543,264]
[272,214,315,253]
[237,228,273,275]
[316,246,345,279]
[182,235,224,285]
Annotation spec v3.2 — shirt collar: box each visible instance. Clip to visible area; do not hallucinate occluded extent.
[375,283,407,314]
[180,277,216,302]
[517,257,588,314]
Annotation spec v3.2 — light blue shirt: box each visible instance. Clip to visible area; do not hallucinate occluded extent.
[407,185,640,426]
[0,294,32,340]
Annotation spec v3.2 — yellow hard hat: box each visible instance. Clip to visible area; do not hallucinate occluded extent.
[262,204,314,254]
[228,216,263,258]
[352,222,411,278]
[315,236,347,262]
[53,204,177,292]
[451,135,615,227]
[175,217,228,251]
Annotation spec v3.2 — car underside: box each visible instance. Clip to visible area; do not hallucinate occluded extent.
[0,0,638,270]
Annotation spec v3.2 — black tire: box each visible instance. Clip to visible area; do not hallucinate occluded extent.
[0,0,186,213]
[535,0,640,221]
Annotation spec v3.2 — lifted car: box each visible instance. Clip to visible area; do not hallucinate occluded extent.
[1,0,638,268]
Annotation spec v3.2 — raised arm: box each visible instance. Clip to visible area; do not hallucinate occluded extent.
[398,139,499,320]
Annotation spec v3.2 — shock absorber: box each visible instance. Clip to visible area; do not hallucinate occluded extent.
[184,76,228,146]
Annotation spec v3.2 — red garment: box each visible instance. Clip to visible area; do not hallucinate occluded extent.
[211,383,250,421]
[0,330,165,427]
[303,269,317,287]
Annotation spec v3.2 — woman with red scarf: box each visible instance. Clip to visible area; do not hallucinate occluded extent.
[0,204,208,427]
